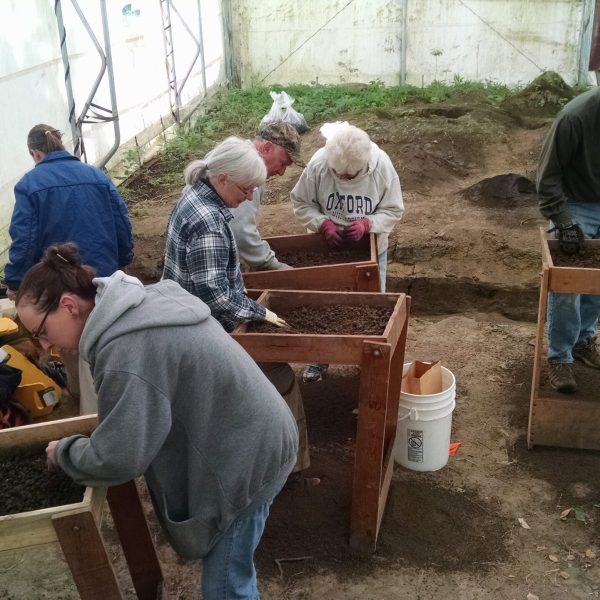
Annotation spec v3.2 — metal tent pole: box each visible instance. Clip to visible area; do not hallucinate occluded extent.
[160,0,181,124]
[197,0,207,97]
[53,0,82,157]
[54,0,121,168]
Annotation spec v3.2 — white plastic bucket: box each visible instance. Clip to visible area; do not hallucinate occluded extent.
[393,363,456,472]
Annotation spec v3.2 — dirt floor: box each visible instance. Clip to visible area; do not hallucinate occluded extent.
[1,79,600,599]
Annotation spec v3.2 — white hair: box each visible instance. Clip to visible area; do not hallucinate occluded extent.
[184,136,267,187]
[325,125,371,175]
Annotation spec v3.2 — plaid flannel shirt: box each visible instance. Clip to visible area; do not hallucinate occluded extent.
[162,180,266,332]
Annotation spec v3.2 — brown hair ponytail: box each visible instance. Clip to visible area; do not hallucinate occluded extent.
[16,243,96,311]
[27,124,66,154]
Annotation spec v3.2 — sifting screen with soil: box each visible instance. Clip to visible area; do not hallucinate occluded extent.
[257,245,371,270]
[247,304,393,335]
[551,247,600,268]
[0,444,85,515]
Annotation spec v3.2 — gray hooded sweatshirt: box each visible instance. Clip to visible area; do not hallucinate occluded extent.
[56,272,298,559]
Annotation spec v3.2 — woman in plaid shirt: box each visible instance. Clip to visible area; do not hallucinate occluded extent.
[162,136,286,331]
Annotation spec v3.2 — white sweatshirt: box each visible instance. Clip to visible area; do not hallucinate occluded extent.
[291,142,404,253]
[228,187,287,270]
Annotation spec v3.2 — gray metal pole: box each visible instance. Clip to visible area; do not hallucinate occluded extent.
[97,0,120,169]
[579,0,595,85]
[198,0,207,97]
[54,0,82,157]
[400,0,408,85]
[160,0,181,124]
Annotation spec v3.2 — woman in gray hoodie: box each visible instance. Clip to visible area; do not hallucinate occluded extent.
[16,242,298,600]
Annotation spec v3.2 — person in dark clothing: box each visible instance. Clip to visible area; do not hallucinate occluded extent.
[537,86,600,393]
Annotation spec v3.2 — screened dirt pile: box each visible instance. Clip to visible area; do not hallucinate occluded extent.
[246,304,393,335]
[551,247,600,268]
[0,445,84,515]
[265,246,371,269]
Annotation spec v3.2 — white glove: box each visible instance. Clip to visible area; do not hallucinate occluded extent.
[264,308,289,328]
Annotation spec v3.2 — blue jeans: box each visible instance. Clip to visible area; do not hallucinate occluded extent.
[547,202,600,364]
[201,500,272,600]
[378,250,387,292]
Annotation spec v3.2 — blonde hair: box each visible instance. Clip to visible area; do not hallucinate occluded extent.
[184,137,267,188]
[325,125,371,175]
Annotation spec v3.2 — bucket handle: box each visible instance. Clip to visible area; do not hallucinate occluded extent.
[398,407,419,421]
[398,401,455,422]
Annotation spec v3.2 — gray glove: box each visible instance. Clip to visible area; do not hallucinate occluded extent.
[262,255,293,270]
[554,221,584,255]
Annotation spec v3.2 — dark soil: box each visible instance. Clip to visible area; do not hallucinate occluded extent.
[261,246,371,270]
[462,173,537,208]
[0,444,84,515]
[500,71,576,125]
[552,247,600,268]
[247,304,394,335]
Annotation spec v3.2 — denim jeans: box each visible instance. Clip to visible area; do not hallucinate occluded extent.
[547,202,600,364]
[201,500,272,600]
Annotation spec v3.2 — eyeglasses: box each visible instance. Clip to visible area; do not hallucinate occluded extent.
[230,179,257,197]
[31,305,54,342]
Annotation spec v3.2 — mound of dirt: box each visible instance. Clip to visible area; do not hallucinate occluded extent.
[500,71,576,126]
[462,173,537,208]
[360,103,517,192]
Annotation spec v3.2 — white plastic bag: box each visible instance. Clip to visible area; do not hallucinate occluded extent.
[261,91,309,133]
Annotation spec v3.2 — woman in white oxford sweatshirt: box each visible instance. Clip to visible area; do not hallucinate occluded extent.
[291,123,404,382]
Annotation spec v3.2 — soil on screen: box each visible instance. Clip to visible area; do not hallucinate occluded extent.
[246,304,393,335]
[0,445,84,515]
[266,245,371,269]
[551,247,600,268]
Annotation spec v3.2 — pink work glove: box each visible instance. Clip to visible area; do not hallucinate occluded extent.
[320,219,343,247]
[344,218,370,241]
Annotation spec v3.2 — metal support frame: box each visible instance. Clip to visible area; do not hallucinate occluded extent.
[579,0,596,84]
[221,0,238,86]
[400,0,408,85]
[588,0,600,73]
[160,0,179,125]
[53,0,120,169]
[160,0,208,126]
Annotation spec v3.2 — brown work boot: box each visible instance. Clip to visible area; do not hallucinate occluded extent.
[548,362,577,394]
[573,336,600,369]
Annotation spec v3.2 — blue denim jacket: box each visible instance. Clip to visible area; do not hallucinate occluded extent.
[4,151,133,289]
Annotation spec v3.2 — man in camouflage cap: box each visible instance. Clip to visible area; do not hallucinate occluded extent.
[229,121,303,270]
[256,121,304,168]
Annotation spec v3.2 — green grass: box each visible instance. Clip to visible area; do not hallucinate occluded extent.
[158,79,516,177]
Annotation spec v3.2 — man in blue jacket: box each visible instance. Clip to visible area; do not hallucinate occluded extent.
[3,123,133,295]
